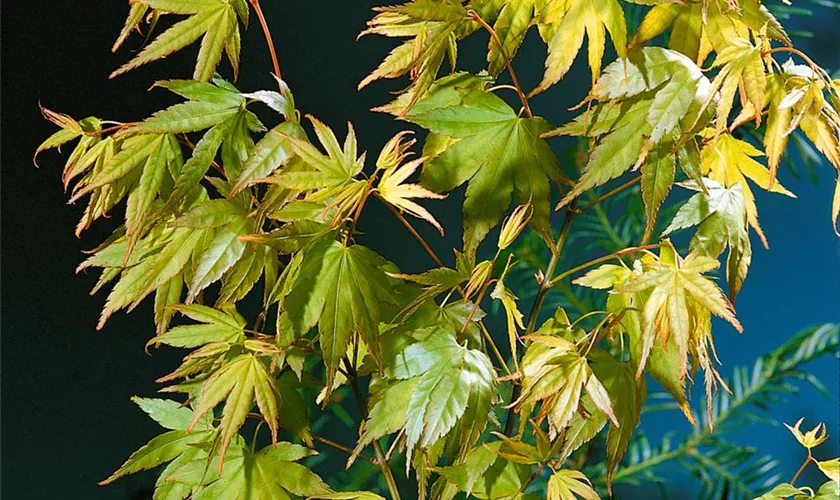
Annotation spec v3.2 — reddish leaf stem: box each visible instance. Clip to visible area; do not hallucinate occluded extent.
[249,0,283,83]
[467,10,533,118]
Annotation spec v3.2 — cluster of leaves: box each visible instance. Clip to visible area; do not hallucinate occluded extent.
[568,323,839,499]
[36,0,840,498]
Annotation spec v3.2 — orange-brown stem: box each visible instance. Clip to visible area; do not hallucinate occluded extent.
[249,0,283,84]
[468,10,533,118]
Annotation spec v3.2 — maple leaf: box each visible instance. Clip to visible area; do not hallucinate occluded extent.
[532,0,627,93]
[148,304,246,349]
[613,244,742,377]
[376,149,446,235]
[396,73,561,254]
[664,178,752,300]
[697,38,767,136]
[100,397,215,486]
[486,0,535,76]
[552,47,710,212]
[546,469,601,500]
[577,244,743,427]
[632,0,789,65]
[577,264,696,423]
[764,61,840,181]
[181,441,331,499]
[358,0,471,114]
[514,333,618,439]
[185,352,282,468]
[374,330,496,466]
[279,238,395,392]
[699,134,796,247]
[111,0,246,81]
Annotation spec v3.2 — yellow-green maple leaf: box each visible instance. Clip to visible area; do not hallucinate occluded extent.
[701,134,796,246]
[533,0,627,93]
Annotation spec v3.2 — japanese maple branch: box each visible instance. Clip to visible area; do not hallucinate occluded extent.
[312,434,378,464]
[762,47,830,84]
[377,195,512,374]
[346,181,374,244]
[467,10,533,118]
[570,175,641,214]
[790,449,813,486]
[503,203,578,435]
[249,0,284,83]
[458,278,493,341]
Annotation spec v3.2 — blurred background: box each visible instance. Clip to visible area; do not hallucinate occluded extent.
[2,1,838,498]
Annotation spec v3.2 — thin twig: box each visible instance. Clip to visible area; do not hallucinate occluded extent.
[547,243,663,288]
[313,434,377,464]
[480,323,512,376]
[790,449,813,486]
[762,47,830,84]
[345,182,373,244]
[179,134,225,175]
[571,175,641,214]
[458,278,493,341]
[467,10,533,118]
[378,195,446,268]
[249,0,284,83]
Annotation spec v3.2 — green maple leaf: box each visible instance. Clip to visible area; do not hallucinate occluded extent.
[576,264,696,423]
[349,377,418,466]
[386,333,496,463]
[486,0,535,76]
[614,244,742,378]
[96,226,209,329]
[180,441,330,499]
[100,397,215,486]
[664,178,752,300]
[577,244,745,426]
[280,238,395,391]
[186,352,282,468]
[433,442,533,499]
[397,73,561,254]
[149,304,246,349]
[359,0,505,113]
[552,47,710,213]
[111,0,245,81]
[186,216,252,302]
[514,333,617,438]
[588,350,644,492]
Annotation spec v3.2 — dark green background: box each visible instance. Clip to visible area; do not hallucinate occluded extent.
[2,2,838,498]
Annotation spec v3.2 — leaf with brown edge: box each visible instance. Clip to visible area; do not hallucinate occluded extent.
[613,243,742,382]
[110,0,241,82]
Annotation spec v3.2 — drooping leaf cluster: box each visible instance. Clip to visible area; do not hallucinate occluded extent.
[36,0,840,498]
